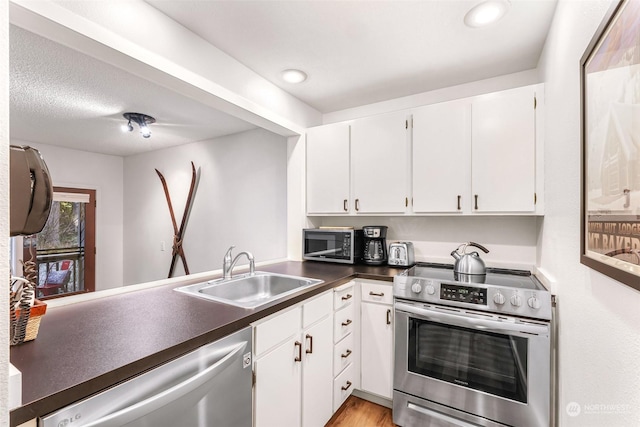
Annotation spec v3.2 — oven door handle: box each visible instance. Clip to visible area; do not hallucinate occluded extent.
[395,302,549,336]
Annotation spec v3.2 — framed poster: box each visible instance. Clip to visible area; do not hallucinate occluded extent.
[581,0,640,291]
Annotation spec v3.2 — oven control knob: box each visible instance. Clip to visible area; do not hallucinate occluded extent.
[411,282,422,294]
[425,284,435,295]
[493,292,506,305]
[528,296,541,309]
[510,294,522,307]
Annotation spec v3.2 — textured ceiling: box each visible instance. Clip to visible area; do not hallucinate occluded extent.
[9,25,257,157]
[147,0,558,113]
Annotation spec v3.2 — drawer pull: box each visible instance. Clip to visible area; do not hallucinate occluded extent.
[341,294,353,301]
[294,341,302,362]
[341,381,353,391]
[341,349,352,359]
[369,291,384,297]
[341,319,352,327]
[305,334,313,354]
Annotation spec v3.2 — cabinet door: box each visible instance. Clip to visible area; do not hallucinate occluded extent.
[472,86,536,212]
[360,302,393,399]
[351,112,409,214]
[302,315,334,427]
[306,123,350,214]
[413,100,471,213]
[254,338,302,427]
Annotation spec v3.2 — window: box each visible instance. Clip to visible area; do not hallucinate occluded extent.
[16,187,96,299]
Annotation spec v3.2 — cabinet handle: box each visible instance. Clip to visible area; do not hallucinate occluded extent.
[474,194,479,210]
[457,195,461,211]
[341,319,352,327]
[369,291,384,297]
[355,199,360,211]
[341,349,352,359]
[343,199,348,212]
[341,381,353,391]
[386,309,392,325]
[294,341,302,362]
[305,334,313,354]
[341,294,353,301]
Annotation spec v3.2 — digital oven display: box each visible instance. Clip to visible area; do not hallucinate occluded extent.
[440,284,487,305]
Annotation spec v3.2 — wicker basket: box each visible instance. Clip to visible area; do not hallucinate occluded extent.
[13,299,47,343]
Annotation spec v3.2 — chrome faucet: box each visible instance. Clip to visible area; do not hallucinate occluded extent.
[222,246,255,279]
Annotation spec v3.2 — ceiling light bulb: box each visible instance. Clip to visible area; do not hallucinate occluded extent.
[281,69,307,83]
[140,125,151,138]
[464,0,510,28]
[121,121,134,133]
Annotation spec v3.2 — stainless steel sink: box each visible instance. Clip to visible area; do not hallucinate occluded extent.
[175,271,324,308]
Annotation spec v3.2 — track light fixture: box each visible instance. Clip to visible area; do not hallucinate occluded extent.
[122,112,156,138]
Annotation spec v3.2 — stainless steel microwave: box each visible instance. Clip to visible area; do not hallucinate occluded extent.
[303,228,363,264]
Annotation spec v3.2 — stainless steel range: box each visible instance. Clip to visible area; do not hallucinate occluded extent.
[393,263,553,427]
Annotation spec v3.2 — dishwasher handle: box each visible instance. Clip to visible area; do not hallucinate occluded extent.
[83,341,247,427]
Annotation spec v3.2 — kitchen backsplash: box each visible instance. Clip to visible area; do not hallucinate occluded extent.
[309,215,539,270]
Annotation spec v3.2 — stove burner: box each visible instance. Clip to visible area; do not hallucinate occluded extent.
[394,262,552,320]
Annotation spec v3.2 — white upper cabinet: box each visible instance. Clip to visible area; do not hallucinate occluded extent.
[413,99,472,213]
[471,85,537,213]
[306,123,351,214]
[351,112,410,214]
[305,84,543,217]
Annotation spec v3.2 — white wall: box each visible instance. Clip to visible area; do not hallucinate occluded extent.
[13,141,124,292]
[1,0,10,424]
[538,0,640,425]
[123,128,288,285]
[324,69,541,123]
[312,216,538,269]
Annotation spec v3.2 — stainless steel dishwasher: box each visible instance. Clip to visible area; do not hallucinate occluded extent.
[40,327,253,427]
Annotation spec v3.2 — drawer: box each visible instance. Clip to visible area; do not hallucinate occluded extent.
[333,303,355,343]
[360,280,392,305]
[333,362,355,412]
[254,306,301,356]
[303,291,332,328]
[333,332,355,377]
[333,282,355,311]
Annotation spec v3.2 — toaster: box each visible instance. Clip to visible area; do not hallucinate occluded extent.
[388,242,415,267]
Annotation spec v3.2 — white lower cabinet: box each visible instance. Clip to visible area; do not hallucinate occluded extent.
[254,331,302,427]
[333,362,356,411]
[359,280,394,399]
[254,279,394,426]
[332,281,358,412]
[302,315,334,427]
[333,331,354,377]
[253,291,333,427]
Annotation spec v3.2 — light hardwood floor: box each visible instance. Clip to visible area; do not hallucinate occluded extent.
[325,396,397,427]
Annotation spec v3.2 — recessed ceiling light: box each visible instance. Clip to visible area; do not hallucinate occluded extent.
[281,69,308,84]
[464,0,510,28]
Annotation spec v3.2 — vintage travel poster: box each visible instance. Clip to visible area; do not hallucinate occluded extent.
[584,0,640,277]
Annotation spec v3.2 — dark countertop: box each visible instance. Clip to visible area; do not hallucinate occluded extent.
[10,261,404,426]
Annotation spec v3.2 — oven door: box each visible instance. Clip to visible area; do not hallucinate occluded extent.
[394,300,550,427]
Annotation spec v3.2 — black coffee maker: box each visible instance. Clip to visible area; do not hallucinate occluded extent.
[362,226,388,265]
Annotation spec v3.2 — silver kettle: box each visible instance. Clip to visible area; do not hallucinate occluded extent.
[450,242,490,275]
